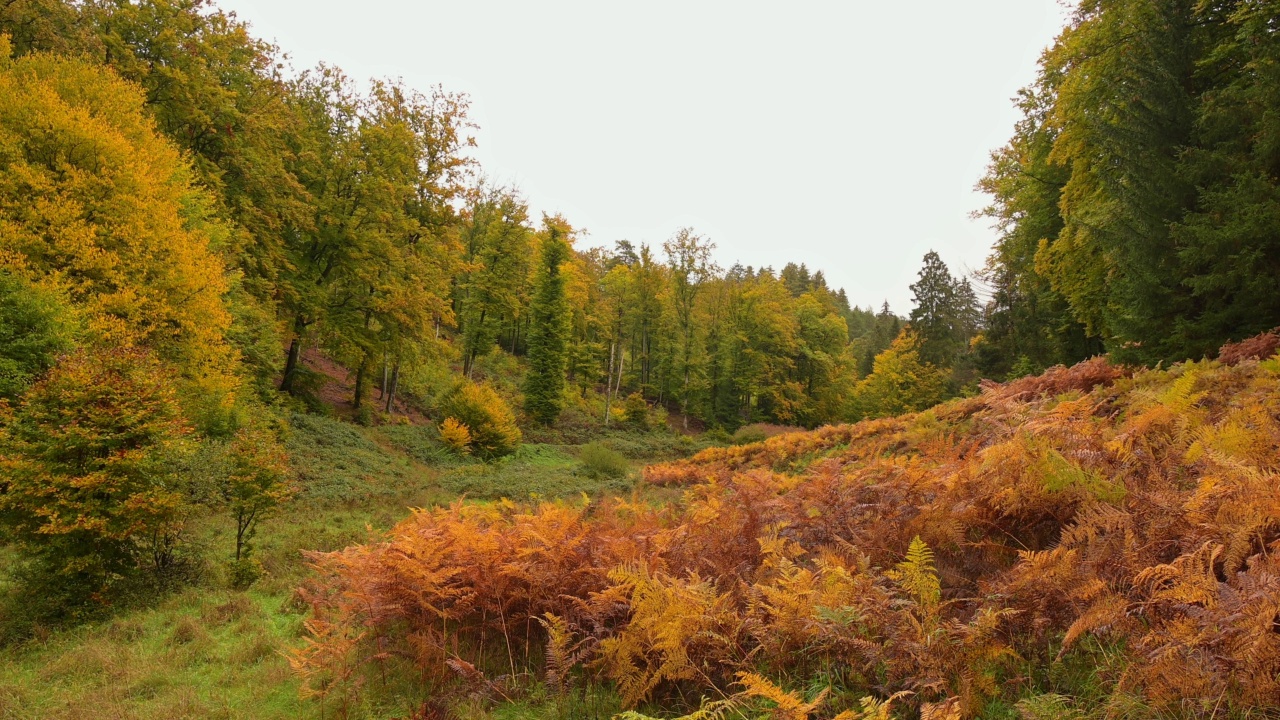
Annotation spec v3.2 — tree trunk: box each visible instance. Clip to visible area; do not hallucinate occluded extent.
[385,361,400,415]
[354,359,367,409]
[280,336,302,394]
[604,340,616,425]
[280,315,310,395]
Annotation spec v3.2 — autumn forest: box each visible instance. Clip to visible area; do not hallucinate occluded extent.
[1,1,1280,719]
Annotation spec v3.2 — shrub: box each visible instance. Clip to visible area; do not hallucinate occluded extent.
[227,556,264,590]
[577,442,629,479]
[439,381,522,459]
[439,417,472,456]
[623,393,649,431]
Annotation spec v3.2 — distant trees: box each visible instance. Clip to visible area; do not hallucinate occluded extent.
[663,229,716,428]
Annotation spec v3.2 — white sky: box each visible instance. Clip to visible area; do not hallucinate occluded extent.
[218,0,1070,315]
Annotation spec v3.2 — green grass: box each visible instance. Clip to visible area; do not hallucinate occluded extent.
[436,443,636,500]
[0,588,306,720]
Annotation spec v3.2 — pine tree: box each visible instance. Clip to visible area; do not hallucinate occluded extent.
[523,217,573,425]
[909,252,961,366]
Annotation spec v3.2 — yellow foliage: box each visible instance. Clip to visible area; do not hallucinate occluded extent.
[439,416,472,455]
[439,381,521,459]
[0,46,238,411]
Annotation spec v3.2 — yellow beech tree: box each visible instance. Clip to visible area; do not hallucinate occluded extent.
[851,329,948,419]
[0,38,238,427]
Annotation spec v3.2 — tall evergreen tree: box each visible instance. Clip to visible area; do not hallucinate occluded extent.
[908,251,961,366]
[859,302,901,376]
[523,217,573,425]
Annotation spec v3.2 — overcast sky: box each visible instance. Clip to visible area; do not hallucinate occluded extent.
[217,0,1070,314]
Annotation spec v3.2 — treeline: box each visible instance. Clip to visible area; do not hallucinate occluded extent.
[0,0,930,615]
[977,0,1280,372]
[0,0,946,437]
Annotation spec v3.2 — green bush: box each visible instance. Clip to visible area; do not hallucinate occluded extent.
[439,381,522,459]
[577,442,629,479]
[701,427,731,446]
[623,393,649,431]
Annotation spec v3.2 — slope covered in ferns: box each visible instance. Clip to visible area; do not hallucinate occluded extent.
[293,332,1280,718]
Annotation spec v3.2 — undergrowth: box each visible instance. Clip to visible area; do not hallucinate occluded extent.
[290,339,1280,719]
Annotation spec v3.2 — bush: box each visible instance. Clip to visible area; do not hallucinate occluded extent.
[439,417,472,455]
[439,381,522,459]
[623,393,649,431]
[702,427,732,445]
[577,442,629,479]
[227,556,264,590]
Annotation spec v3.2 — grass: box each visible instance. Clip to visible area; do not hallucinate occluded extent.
[0,414,696,720]
[436,443,636,500]
[0,588,306,720]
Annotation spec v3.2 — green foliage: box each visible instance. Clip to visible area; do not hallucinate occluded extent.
[378,423,457,466]
[0,270,74,401]
[441,381,522,459]
[623,392,650,431]
[456,186,534,377]
[981,0,1280,366]
[283,413,422,504]
[908,251,978,368]
[524,218,573,425]
[576,442,629,479]
[0,348,192,607]
[225,426,294,572]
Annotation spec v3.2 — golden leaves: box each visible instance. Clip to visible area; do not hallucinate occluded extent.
[294,336,1280,712]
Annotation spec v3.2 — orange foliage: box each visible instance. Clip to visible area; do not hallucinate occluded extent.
[295,335,1280,715]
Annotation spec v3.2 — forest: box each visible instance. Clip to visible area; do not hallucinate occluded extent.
[0,0,1279,718]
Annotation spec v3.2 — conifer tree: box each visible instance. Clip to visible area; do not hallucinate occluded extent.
[523,217,573,425]
[909,252,961,366]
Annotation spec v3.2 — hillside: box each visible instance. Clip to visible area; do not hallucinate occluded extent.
[290,333,1280,719]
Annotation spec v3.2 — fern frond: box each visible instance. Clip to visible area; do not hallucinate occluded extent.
[888,536,940,611]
